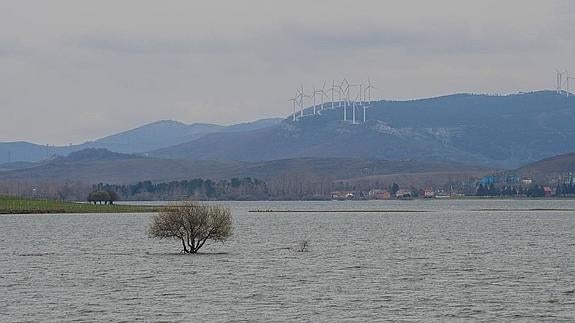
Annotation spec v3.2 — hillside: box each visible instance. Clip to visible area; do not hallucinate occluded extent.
[3,91,574,168]
[0,149,492,184]
[151,91,575,168]
[514,151,575,181]
[0,118,283,163]
[82,120,223,153]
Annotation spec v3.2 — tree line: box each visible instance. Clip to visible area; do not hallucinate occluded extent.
[476,183,575,197]
[94,177,270,201]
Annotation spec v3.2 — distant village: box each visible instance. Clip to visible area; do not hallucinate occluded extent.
[3,171,575,202]
[331,172,575,200]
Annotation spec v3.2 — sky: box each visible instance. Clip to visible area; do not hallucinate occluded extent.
[1,0,575,145]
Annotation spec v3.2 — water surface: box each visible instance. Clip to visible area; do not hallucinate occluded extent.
[1,200,574,321]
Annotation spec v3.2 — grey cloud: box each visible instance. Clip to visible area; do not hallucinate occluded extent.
[0,39,25,56]
[64,22,554,62]
[64,34,238,55]
[280,24,554,55]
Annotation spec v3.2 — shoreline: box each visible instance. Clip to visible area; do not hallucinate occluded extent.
[3,195,575,215]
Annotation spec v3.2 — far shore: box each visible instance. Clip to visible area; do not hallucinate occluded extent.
[3,195,575,215]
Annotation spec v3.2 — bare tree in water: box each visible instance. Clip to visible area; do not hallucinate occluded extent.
[148,201,232,254]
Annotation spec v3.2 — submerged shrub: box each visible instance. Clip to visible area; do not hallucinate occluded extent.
[148,201,232,254]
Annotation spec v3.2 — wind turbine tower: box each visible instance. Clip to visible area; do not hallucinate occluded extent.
[362,79,376,123]
[563,71,571,96]
[557,70,568,94]
[289,97,298,121]
[341,79,350,121]
[352,100,356,124]
[330,80,336,110]
[319,81,327,112]
[298,85,305,119]
[365,78,375,106]
[567,76,575,96]
[311,86,317,115]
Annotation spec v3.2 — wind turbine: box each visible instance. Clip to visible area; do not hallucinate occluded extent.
[352,100,356,124]
[557,70,568,94]
[311,86,317,115]
[348,82,361,103]
[311,81,327,114]
[318,80,327,112]
[567,76,575,96]
[335,80,345,108]
[562,71,572,96]
[341,79,350,121]
[289,97,297,121]
[343,79,351,121]
[364,78,376,106]
[351,91,362,124]
[330,80,336,110]
[362,79,376,123]
[297,85,305,119]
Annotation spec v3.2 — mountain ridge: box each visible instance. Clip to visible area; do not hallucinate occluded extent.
[0,148,493,185]
[150,90,575,168]
[0,118,283,163]
[2,90,574,168]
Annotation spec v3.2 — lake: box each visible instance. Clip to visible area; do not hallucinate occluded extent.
[1,200,574,322]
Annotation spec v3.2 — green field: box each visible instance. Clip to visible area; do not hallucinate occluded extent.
[0,196,159,214]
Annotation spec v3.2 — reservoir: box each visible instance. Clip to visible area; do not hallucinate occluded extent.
[1,200,574,321]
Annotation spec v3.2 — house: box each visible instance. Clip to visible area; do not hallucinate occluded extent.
[419,189,435,198]
[331,191,355,200]
[395,189,413,199]
[521,178,533,185]
[369,189,391,200]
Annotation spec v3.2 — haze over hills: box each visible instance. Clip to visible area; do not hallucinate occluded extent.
[0,118,283,163]
[2,91,575,169]
[0,148,493,185]
[152,91,575,168]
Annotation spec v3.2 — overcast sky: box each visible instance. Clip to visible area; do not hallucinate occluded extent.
[1,0,574,145]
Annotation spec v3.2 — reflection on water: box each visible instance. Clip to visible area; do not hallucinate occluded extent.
[1,200,574,321]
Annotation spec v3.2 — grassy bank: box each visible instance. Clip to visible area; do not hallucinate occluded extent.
[0,196,159,214]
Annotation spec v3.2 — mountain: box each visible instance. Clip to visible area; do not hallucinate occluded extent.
[82,118,283,154]
[513,151,575,182]
[0,161,39,172]
[4,91,574,168]
[151,91,575,168]
[0,142,60,164]
[0,118,283,163]
[52,148,138,163]
[82,120,223,154]
[220,118,284,133]
[0,149,491,184]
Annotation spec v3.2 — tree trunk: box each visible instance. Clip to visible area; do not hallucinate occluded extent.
[194,235,210,253]
[181,238,189,253]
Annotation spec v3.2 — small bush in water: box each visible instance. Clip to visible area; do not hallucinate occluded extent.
[148,201,232,254]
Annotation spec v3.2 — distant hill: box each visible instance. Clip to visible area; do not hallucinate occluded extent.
[82,120,223,154]
[0,142,58,164]
[0,149,492,184]
[4,91,575,168]
[513,151,575,182]
[0,118,283,163]
[151,91,575,168]
[51,148,137,163]
[220,118,285,133]
[0,161,39,172]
